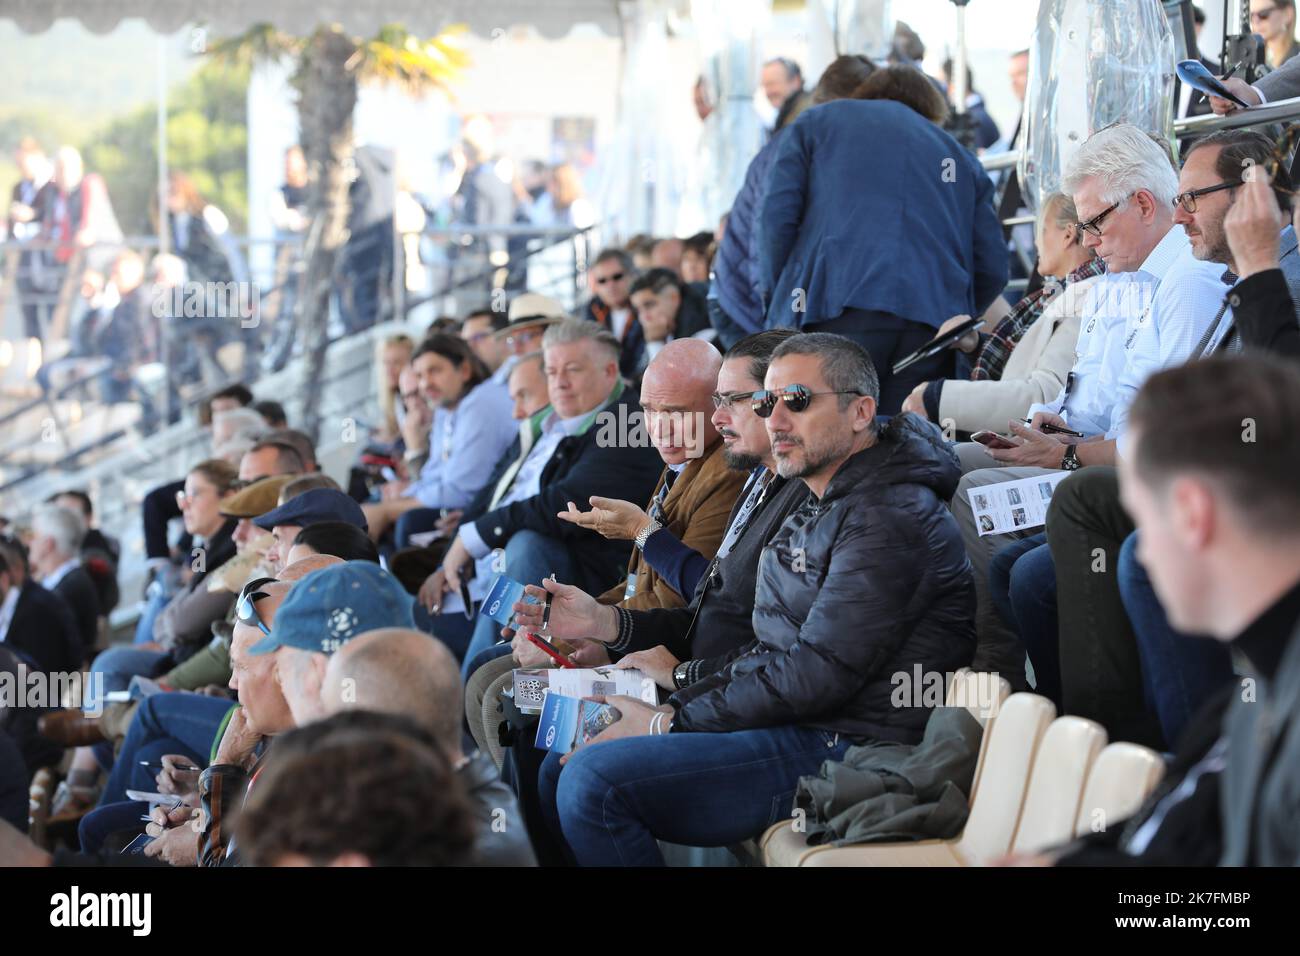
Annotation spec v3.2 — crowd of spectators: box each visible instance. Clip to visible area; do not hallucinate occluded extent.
[1,12,1299,872]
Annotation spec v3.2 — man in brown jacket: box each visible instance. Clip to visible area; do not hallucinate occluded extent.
[582,339,746,612]
[464,339,745,760]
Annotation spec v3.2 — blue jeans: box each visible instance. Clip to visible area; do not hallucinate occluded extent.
[539,725,852,866]
[394,508,443,550]
[461,529,595,680]
[416,602,476,665]
[98,692,233,807]
[1118,534,1233,748]
[79,800,152,854]
[989,534,1059,705]
[85,646,171,712]
[132,590,171,644]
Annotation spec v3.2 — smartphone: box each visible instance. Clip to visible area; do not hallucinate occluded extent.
[971,430,1017,450]
[121,833,155,855]
[526,632,580,669]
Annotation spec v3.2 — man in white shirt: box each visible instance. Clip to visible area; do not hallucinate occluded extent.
[950,124,1230,680]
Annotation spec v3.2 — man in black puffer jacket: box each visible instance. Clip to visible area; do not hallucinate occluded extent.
[532,332,975,865]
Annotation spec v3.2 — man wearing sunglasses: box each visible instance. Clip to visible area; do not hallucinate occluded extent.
[581,249,636,341]
[528,333,975,866]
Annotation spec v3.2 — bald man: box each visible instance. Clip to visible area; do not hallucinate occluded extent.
[555,338,746,614]
[465,340,747,747]
[321,628,536,866]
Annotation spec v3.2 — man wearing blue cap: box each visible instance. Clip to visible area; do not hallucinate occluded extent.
[254,488,369,574]
[248,561,415,726]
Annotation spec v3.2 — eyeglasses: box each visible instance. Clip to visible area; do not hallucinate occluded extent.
[175,487,212,506]
[464,331,492,345]
[595,272,626,285]
[1076,192,1135,237]
[505,329,543,348]
[1172,180,1240,214]
[236,576,277,636]
[710,389,762,410]
[750,384,865,418]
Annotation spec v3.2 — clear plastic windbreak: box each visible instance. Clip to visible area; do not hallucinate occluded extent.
[1018,0,1176,213]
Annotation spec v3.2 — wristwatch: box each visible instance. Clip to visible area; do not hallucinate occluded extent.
[634,517,662,551]
[1062,444,1082,471]
[672,661,691,689]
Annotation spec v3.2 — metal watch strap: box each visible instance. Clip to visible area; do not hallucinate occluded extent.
[635,518,662,550]
[672,661,691,689]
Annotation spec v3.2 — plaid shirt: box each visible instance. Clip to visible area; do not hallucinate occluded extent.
[971,256,1108,382]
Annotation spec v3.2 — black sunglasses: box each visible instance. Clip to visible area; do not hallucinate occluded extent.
[710,389,762,409]
[595,271,626,285]
[751,384,865,418]
[236,576,277,636]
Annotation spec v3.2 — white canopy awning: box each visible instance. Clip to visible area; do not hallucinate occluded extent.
[0,0,625,38]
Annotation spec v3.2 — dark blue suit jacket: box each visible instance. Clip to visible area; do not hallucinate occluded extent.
[759,99,1007,331]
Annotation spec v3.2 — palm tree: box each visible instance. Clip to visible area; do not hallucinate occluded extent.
[210,22,467,442]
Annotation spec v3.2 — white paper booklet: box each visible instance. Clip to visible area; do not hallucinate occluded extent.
[512,667,654,712]
[967,471,1071,536]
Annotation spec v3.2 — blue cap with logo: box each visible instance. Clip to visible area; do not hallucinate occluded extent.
[248,560,414,656]
[252,488,368,533]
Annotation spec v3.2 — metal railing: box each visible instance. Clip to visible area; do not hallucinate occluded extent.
[980,95,1300,292]
[0,221,596,480]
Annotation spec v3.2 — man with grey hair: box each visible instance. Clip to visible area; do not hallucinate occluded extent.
[320,628,536,865]
[422,318,662,674]
[949,122,1233,684]
[28,504,99,662]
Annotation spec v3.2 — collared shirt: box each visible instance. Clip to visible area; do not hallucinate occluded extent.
[1028,272,1135,435]
[1109,227,1233,446]
[41,558,83,592]
[1030,228,1230,443]
[458,407,593,561]
[403,378,517,510]
[490,354,518,388]
[0,586,20,643]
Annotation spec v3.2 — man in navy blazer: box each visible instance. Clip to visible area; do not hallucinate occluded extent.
[759,74,1008,414]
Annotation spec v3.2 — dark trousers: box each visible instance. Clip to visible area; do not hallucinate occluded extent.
[1118,533,1234,749]
[805,310,953,416]
[1046,468,1164,748]
[989,533,1060,705]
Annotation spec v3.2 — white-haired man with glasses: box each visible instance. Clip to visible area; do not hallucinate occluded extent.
[949,123,1234,683]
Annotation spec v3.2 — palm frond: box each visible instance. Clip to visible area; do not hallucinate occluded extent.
[351,23,468,95]
[206,22,304,67]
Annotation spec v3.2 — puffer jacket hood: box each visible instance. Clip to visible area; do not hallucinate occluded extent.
[821,413,962,506]
[672,412,975,743]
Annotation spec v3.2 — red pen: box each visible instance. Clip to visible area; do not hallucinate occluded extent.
[526,632,580,668]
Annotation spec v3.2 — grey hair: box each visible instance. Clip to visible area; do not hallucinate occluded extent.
[510,350,546,376]
[212,406,268,445]
[31,504,86,558]
[541,318,621,365]
[1061,123,1179,208]
[770,332,880,404]
[1037,192,1083,245]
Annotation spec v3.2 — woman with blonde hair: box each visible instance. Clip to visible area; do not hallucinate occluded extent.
[374,333,415,444]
